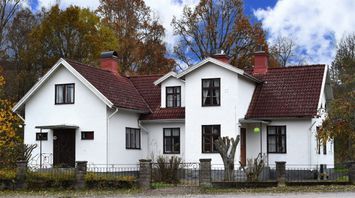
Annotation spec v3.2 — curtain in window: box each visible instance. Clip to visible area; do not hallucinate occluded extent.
[202,80,210,104]
[56,85,64,103]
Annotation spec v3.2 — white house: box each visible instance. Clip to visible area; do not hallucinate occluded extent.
[12,50,334,168]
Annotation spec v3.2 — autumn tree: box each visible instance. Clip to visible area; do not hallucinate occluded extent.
[214,135,240,181]
[98,0,175,74]
[0,67,22,168]
[28,5,117,74]
[0,0,21,55]
[320,33,355,162]
[5,8,40,100]
[172,0,267,69]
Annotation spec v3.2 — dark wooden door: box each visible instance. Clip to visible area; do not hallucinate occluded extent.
[53,129,75,167]
[240,128,246,166]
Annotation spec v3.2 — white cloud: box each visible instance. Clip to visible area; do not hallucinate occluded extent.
[36,0,199,53]
[254,0,355,65]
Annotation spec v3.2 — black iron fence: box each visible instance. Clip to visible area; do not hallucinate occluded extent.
[211,164,277,182]
[87,164,139,179]
[285,164,349,182]
[151,162,199,186]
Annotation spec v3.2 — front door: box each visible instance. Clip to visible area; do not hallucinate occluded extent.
[53,129,75,167]
[240,128,246,166]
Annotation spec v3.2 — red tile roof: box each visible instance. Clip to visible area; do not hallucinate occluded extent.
[66,59,150,112]
[65,59,324,120]
[245,65,325,118]
[140,107,185,120]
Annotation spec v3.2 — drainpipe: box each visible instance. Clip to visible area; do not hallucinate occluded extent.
[107,107,118,165]
[139,121,149,159]
[309,120,317,167]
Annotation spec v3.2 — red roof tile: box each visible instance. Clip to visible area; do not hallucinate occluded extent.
[65,59,324,120]
[246,65,325,118]
[140,107,185,120]
[66,59,150,112]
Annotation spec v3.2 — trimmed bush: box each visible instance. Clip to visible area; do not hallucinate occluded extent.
[26,169,75,189]
[84,172,136,189]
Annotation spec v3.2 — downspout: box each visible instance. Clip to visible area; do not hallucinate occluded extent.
[107,107,118,165]
[139,120,149,159]
[309,120,317,167]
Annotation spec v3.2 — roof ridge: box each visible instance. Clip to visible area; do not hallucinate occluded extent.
[268,64,325,70]
[64,58,113,73]
[128,74,164,78]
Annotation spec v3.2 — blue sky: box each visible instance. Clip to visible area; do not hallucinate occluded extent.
[26,0,355,66]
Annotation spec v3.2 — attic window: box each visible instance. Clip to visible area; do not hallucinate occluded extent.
[202,78,220,106]
[166,86,181,107]
[55,83,75,104]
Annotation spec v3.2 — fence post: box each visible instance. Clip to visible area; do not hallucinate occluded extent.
[15,160,27,189]
[276,161,286,187]
[349,161,355,185]
[75,161,87,189]
[199,158,212,187]
[138,159,152,189]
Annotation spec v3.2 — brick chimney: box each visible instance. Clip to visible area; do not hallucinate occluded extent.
[253,47,269,75]
[211,49,230,63]
[100,51,119,75]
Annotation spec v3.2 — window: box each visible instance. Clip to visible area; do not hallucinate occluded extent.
[55,83,75,104]
[81,131,94,140]
[36,133,48,141]
[202,78,220,106]
[267,126,286,153]
[126,128,140,149]
[163,128,180,154]
[202,125,220,153]
[166,86,181,107]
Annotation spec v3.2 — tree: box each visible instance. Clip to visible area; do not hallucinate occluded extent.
[0,0,21,54]
[172,0,267,69]
[28,5,117,74]
[268,36,303,67]
[319,33,355,162]
[98,0,175,74]
[5,8,40,100]
[214,135,240,181]
[0,67,22,168]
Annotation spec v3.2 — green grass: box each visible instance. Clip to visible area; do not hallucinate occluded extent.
[151,182,176,189]
[0,185,355,197]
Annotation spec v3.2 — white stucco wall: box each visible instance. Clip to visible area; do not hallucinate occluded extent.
[184,62,256,164]
[160,77,185,108]
[24,65,108,165]
[141,121,185,161]
[244,118,334,168]
[108,109,146,165]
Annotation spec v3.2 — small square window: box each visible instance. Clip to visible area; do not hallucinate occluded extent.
[81,131,94,140]
[36,133,48,141]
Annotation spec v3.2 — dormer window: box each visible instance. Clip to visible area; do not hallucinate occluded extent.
[55,83,75,104]
[166,86,181,107]
[202,78,220,106]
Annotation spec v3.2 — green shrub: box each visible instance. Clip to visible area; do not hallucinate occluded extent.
[0,169,16,180]
[26,169,75,189]
[153,156,182,184]
[84,172,136,189]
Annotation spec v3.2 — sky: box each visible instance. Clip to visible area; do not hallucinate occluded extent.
[26,0,355,66]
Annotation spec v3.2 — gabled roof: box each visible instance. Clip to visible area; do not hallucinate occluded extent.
[153,71,178,85]
[66,59,149,112]
[13,58,114,112]
[245,65,326,119]
[176,57,262,83]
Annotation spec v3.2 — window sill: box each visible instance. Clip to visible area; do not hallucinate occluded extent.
[126,148,141,150]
